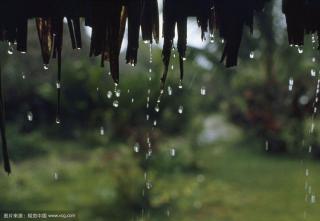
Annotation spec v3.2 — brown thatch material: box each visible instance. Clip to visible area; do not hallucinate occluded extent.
[0,0,319,173]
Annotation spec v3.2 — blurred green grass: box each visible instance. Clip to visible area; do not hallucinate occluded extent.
[1,130,319,221]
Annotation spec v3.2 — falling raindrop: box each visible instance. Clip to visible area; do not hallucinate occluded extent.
[306,168,309,177]
[309,146,312,153]
[43,64,49,70]
[311,195,316,204]
[249,51,255,59]
[21,72,26,79]
[182,57,187,61]
[56,81,61,89]
[149,68,152,73]
[113,100,119,108]
[146,114,150,120]
[288,77,294,91]
[298,47,304,54]
[107,91,113,99]
[178,81,183,89]
[168,86,173,96]
[178,105,184,114]
[100,126,105,135]
[265,140,269,151]
[171,64,174,70]
[155,104,160,112]
[55,117,61,124]
[153,120,157,127]
[133,143,140,153]
[131,98,134,103]
[115,89,121,97]
[54,172,59,180]
[200,86,206,96]
[312,57,316,63]
[146,181,152,190]
[7,45,13,55]
[170,148,176,157]
[311,69,316,77]
[27,111,33,122]
[209,34,214,43]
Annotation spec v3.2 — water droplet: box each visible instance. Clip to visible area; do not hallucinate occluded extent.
[113,100,119,108]
[27,111,33,122]
[265,140,269,151]
[298,47,304,54]
[249,51,255,59]
[149,68,152,73]
[311,195,316,204]
[7,47,13,55]
[200,86,206,96]
[153,120,157,127]
[146,114,149,120]
[312,57,316,63]
[100,126,105,135]
[309,146,312,153]
[288,77,294,91]
[107,91,113,99]
[131,98,134,103]
[311,69,316,77]
[178,105,184,114]
[133,143,140,153]
[306,168,309,177]
[155,104,160,112]
[171,65,174,70]
[182,57,187,61]
[170,148,176,157]
[20,51,26,54]
[54,172,59,180]
[43,64,49,70]
[22,72,26,79]
[168,86,173,96]
[149,76,152,81]
[55,117,61,124]
[56,82,61,89]
[178,81,183,89]
[115,89,121,97]
[146,181,152,190]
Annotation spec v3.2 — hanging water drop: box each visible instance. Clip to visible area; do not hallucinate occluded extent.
[133,143,140,153]
[27,111,33,122]
[200,86,206,96]
[107,91,113,99]
[178,105,184,114]
[100,126,105,135]
[113,100,119,108]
